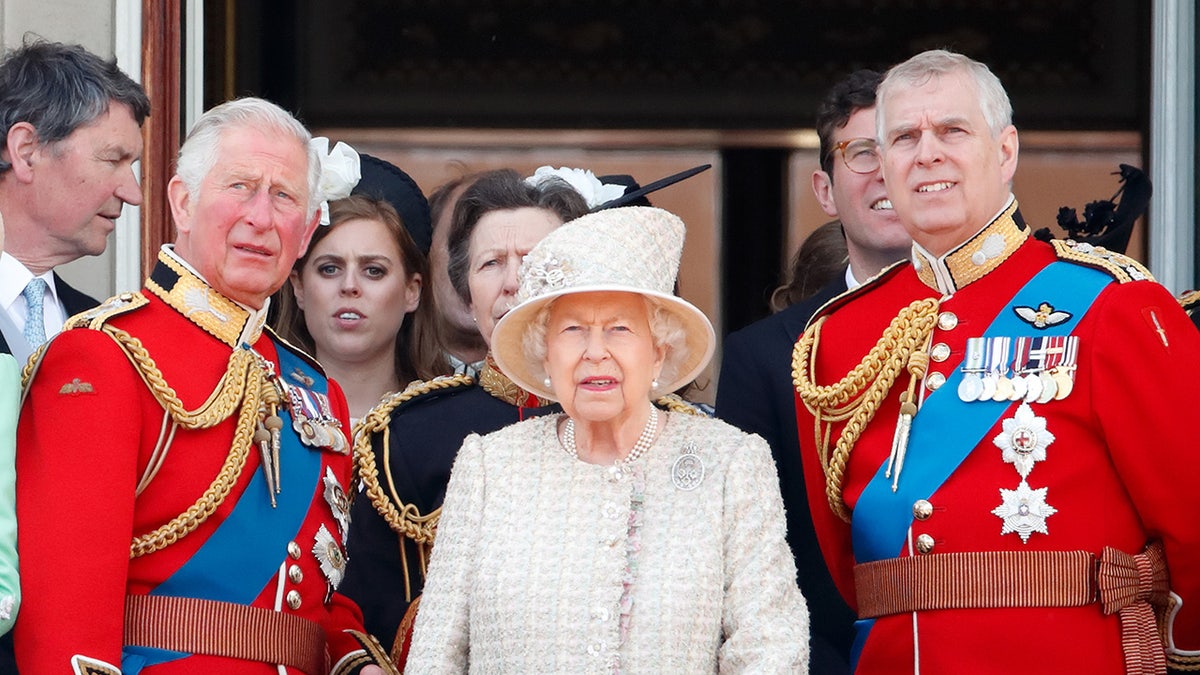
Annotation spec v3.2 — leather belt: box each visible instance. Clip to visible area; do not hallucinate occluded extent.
[124,594,328,674]
[854,542,1168,674]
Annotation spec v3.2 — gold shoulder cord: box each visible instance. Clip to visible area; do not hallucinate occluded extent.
[792,298,939,522]
[22,294,279,559]
[105,325,280,559]
[353,374,474,544]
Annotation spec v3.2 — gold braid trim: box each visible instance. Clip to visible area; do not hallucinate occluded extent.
[354,375,475,544]
[91,325,277,559]
[792,298,940,522]
[1051,239,1154,283]
[1178,289,1200,316]
[654,393,706,416]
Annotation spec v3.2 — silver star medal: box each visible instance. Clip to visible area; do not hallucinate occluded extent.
[991,403,1055,479]
[672,442,705,491]
[991,403,1057,542]
[322,467,352,541]
[992,481,1058,543]
[312,523,347,590]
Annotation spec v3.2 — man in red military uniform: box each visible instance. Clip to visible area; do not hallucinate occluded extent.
[15,98,391,674]
[793,49,1200,674]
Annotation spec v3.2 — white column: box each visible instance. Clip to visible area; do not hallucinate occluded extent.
[113,0,143,292]
[1150,0,1196,293]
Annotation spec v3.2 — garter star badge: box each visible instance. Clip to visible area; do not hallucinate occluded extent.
[992,403,1054,478]
[992,480,1057,543]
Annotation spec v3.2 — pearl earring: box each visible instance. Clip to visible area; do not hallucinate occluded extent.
[651,378,659,390]
[544,376,552,388]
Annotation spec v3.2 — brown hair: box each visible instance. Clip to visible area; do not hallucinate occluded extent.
[273,194,450,386]
[769,220,849,312]
[446,169,589,306]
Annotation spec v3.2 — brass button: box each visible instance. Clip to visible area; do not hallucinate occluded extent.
[925,372,946,391]
[937,312,958,331]
[930,343,951,362]
[912,499,934,521]
[288,564,304,584]
[915,533,936,554]
[287,541,302,560]
[286,590,302,610]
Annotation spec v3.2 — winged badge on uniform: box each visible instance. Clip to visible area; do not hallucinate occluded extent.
[1012,303,1072,329]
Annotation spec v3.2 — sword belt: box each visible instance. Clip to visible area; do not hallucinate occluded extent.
[124,594,328,674]
[854,542,1169,674]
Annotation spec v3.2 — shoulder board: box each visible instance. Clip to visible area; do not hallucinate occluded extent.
[355,374,477,438]
[1178,289,1200,315]
[62,291,148,331]
[265,325,328,376]
[807,260,909,327]
[654,393,713,417]
[1051,239,1154,284]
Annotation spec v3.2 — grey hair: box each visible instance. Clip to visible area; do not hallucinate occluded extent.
[522,295,688,396]
[876,49,1013,142]
[175,97,321,220]
[0,37,149,174]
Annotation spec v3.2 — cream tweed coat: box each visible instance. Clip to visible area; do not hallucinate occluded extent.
[407,411,810,673]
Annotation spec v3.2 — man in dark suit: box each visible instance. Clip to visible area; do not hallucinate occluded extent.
[0,38,148,671]
[715,69,911,673]
[0,39,149,367]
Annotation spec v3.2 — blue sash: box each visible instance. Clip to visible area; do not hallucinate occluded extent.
[123,346,327,672]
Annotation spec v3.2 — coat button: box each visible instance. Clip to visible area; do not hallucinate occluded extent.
[915,533,936,554]
[287,541,302,560]
[912,499,934,521]
[937,312,958,331]
[930,343,951,362]
[286,590,302,610]
[288,564,304,583]
[925,372,946,391]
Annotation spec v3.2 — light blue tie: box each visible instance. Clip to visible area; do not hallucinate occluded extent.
[22,278,48,347]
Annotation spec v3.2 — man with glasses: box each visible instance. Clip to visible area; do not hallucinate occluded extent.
[716,69,910,673]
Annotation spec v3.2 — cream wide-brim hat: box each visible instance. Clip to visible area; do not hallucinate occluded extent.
[491,206,716,403]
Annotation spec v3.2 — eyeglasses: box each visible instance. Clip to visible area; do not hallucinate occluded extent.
[828,138,880,175]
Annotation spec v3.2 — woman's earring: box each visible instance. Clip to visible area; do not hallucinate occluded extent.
[544,376,552,388]
[651,378,659,390]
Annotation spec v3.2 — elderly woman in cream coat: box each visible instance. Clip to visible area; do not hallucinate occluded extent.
[408,206,808,673]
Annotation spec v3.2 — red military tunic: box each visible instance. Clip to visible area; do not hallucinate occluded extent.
[15,250,386,674]
[794,202,1200,673]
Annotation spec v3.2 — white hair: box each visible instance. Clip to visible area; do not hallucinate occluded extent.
[522,294,688,396]
[876,49,1013,142]
[174,97,321,219]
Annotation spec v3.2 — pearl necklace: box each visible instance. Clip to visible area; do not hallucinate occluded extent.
[562,407,660,468]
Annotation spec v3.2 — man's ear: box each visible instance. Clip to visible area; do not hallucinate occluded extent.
[289,269,306,311]
[998,125,1020,185]
[811,169,839,219]
[5,122,41,183]
[297,210,322,258]
[167,176,193,233]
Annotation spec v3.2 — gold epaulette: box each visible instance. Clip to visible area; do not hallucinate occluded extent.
[63,291,149,331]
[1177,289,1200,316]
[22,292,151,388]
[654,393,711,417]
[1051,239,1154,284]
[353,374,475,543]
